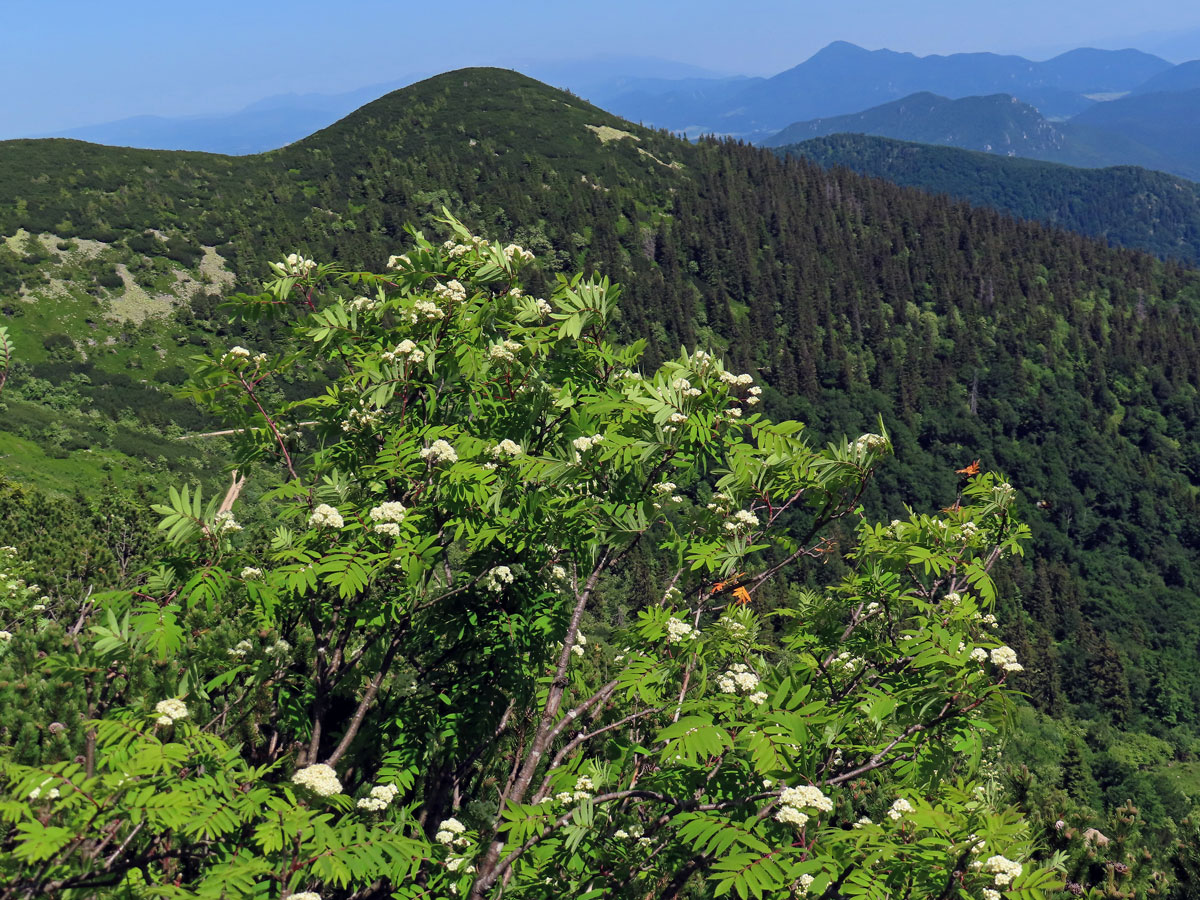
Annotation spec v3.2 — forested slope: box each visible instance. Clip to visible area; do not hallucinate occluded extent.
[777,133,1200,265]
[4,68,1200,815]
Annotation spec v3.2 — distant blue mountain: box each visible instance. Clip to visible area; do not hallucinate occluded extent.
[762,91,1184,175]
[40,56,733,155]
[601,42,1173,138]
[45,79,419,155]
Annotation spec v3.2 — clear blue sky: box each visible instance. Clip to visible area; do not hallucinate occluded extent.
[4,0,1200,137]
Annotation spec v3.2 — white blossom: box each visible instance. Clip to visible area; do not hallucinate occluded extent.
[851,433,888,453]
[484,565,514,593]
[369,501,407,524]
[887,797,914,821]
[308,504,344,529]
[487,339,522,362]
[228,639,253,658]
[572,434,603,453]
[733,510,759,527]
[420,440,459,464]
[983,855,1023,887]
[490,439,523,458]
[780,785,833,813]
[154,698,189,726]
[433,279,467,303]
[286,892,322,900]
[502,243,535,263]
[990,646,1023,673]
[213,511,242,534]
[0,631,12,642]
[665,617,696,644]
[241,567,262,579]
[292,763,342,797]
[970,647,989,663]
[774,805,809,828]
[413,299,445,320]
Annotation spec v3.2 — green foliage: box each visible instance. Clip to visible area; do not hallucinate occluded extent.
[0,220,1056,898]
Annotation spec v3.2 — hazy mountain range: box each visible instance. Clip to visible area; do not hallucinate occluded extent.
[31,41,1200,182]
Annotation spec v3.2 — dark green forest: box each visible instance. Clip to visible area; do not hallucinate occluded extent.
[778,132,1200,265]
[5,67,1200,891]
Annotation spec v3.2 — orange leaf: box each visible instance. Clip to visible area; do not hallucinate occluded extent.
[733,586,752,606]
[955,459,981,476]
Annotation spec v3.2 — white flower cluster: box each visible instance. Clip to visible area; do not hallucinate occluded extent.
[369,501,407,538]
[0,631,12,642]
[291,763,342,797]
[667,412,688,424]
[570,632,587,657]
[412,299,445,322]
[572,774,594,800]
[341,406,381,433]
[719,371,754,386]
[706,491,733,514]
[228,639,253,658]
[421,439,458,465]
[719,616,747,636]
[502,243,535,263]
[308,504,344,529]
[717,662,760,696]
[442,235,490,258]
[851,433,889,454]
[664,617,696,644]
[970,647,989,663]
[833,651,861,673]
[982,890,1000,900]
[990,645,1024,673]
[154,698,189,727]
[432,279,467,303]
[213,511,242,534]
[267,638,291,657]
[285,893,322,900]
[572,434,603,453]
[533,297,552,317]
[886,797,914,821]
[381,339,425,365]
[222,346,251,363]
[28,778,61,801]
[435,817,471,846]
[350,294,378,312]
[484,565,514,593]
[781,784,834,813]
[973,854,1022,887]
[487,339,522,362]
[995,482,1015,501]
[796,873,816,895]
[774,784,831,829]
[724,509,759,532]
[490,439,523,459]
[241,567,262,579]
[356,782,399,811]
[278,253,317,276]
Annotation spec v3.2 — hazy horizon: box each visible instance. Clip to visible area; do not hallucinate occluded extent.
[5,0,1200,139]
